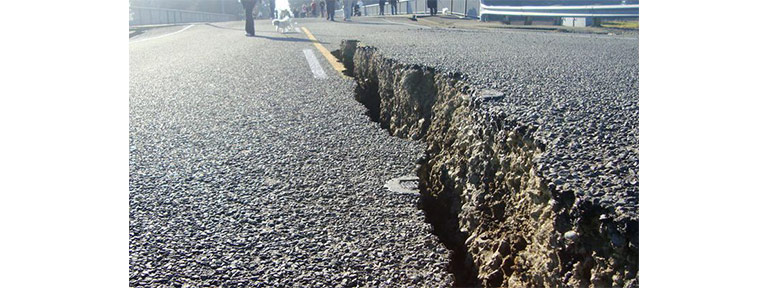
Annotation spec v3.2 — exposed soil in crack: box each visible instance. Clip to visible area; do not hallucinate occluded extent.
[335,40,639,288]
[336,40,479,286]
[417,172,480,287]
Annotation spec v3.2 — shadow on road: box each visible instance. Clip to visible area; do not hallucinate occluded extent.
[250,34,327,43]
[343,20,393,26]
[205,23,327,44]
[205,23,240,31]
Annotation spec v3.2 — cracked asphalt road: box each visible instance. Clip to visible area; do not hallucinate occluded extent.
[130,20,452,287]
[302,15,639,224]
[130,15,638,287]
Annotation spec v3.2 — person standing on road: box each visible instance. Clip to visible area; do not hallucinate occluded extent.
[311,0,317,17]
[240,0,256,36]
[343,0,352,20]
[326,0,337,21]
[269,0,276,18]
[356,0,364,16]
[389,0,397,15]
[427,0,437,15]
[378,0,385,15]
[320,0,326,18]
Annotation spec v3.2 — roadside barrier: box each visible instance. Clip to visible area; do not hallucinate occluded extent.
[130,6,238,26]
[478,3,638,20]
[341,0,481,19]
[334,1,638,22]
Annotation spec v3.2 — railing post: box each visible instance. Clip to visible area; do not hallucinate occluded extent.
[464,0,467,16]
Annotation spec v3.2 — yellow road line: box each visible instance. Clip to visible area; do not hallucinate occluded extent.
[301,27,349,77]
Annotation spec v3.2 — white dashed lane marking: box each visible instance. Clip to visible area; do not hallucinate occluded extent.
[303,49,328,79]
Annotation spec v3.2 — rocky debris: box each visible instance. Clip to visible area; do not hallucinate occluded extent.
[304,22,639,223]
[347,41,638,287]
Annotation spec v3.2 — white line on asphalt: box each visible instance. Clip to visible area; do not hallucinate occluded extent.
[303,49,328,79]
[130,24,194,44]
[381,19,431,29]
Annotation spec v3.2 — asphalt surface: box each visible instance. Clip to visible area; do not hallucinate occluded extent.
[130,15,638,286]
[130,20,452,287]
[302,16,639,222]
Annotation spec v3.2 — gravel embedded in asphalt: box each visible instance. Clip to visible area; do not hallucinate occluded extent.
[130,15,639,286]
[302,17,639,221]
[130,21,452,287]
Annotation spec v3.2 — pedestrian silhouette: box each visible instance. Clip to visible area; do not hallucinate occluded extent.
[428,0,437,15]
[379,0,385,15]
[326,0,337,21]
[241,0,257,36]
[269,0,276,19]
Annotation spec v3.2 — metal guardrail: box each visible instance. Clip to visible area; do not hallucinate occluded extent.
[333,1,636,22]
[479,3,638,19]
[332,0,481,19]
[129,6,238,26]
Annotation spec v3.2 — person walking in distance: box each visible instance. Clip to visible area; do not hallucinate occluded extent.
[379,0,385,15]
[389,0,397,15]
[326,0,336,21]
[240,0,256,36]
[343,0,352,20]
[427,0,437,15]
[356,0,364,16]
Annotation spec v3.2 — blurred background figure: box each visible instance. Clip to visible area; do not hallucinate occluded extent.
[311,0,318,17]
[389,0,397,15]
[428,0,436,15]
[355,0,362,16]
[379,0,385,15]
[276,0,292,18]
[269,0,276,18]
[319,0,326,18]
[343,0,352,20]
[326,0,336,20]
[272,6,294,33]
[240,0,256,36]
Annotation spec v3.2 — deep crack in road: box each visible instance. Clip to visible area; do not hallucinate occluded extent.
[130,16,638,287]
